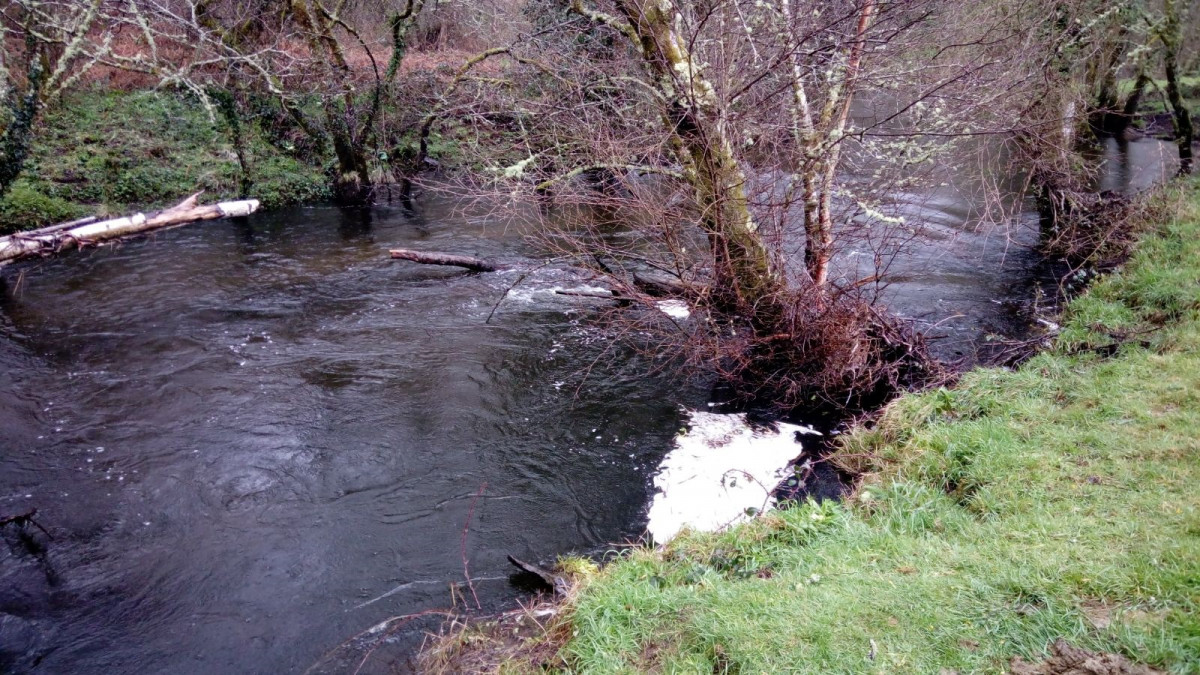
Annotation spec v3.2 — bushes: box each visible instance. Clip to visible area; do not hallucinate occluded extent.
[107,163,202,205]
[253,157,332,209]
[0,182,86,233]
[4,89,330,232]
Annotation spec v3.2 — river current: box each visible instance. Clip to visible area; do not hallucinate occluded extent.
[0,138,1174,673]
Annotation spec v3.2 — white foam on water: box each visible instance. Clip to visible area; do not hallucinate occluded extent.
[506,284,613,304]
[646,411,818,543]
[656,299,690,319]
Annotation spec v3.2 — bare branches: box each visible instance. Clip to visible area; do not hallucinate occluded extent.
[422,0,1062,410]
[568,0,639,47]
[41,0,106,99]
[460,481,487,611]
[384,0,426,82]
[0,0,119,196]
[534,163,684,192]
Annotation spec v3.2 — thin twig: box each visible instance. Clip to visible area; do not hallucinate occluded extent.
[461,481,487,610]
[485,271,529,324]
[302,609,457,675]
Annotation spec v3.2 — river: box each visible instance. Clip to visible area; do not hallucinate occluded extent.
[0,138,1174,673]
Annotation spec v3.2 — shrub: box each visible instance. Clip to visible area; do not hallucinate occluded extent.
[0,183,87,233]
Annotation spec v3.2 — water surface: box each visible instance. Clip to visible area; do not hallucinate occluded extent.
[0,137,1171,673]
[0,201,699,673]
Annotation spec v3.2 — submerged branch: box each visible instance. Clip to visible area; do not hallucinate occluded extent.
[389,249,500,272]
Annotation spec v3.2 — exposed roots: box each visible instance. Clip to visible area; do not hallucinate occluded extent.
[714,285,950,417]
[1038,188,1159,270]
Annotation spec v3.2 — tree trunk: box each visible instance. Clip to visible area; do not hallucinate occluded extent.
[211,88,254,197]
[794,0,876,288]
[0,52,46,199]
[1090,73,1148,138]
[1086,28,1127,137]
[0,193,259,265]
[1164,59,1194,175]
[593,0,780,317]
[331,133,374,204]
[1117,73,1150,134]
[1163,0,1195,175]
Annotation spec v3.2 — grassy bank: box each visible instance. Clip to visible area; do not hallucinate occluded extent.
[434,181,1200,673]
[1119,76,1200,117]
[0,89,329,233]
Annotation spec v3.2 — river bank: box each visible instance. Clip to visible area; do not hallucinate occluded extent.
[0,89,335,233]
[422,179,1200,673]
[5,83,1195,240]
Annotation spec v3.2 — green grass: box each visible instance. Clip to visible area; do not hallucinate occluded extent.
[1118,76,1200,96]
[526,181,1200,673]
[1118,76,1200,117]
[0,88,329,233]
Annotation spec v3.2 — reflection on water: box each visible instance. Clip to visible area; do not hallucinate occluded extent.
[1091,137,1179,193]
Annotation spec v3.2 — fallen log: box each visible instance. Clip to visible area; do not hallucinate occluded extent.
[553,289,618,299]
[507,555,569,596]
[0,192,260,265]
[389,248,499,272]
[29,215,99,236]
[633,272,696,298]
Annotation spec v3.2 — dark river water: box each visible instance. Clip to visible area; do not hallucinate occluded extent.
[0,138,1173,673]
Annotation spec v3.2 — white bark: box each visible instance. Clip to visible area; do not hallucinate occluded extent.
[0,192,259,265]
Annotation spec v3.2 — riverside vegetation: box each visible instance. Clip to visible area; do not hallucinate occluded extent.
[421,180,1200,673]
[0,89,328,234]
[1,1,1197,672]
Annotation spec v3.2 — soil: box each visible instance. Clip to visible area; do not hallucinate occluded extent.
[1009,640,1164,675]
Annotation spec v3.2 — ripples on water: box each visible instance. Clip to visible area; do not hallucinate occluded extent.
[0,138,1173,673]
[0,202,700,673]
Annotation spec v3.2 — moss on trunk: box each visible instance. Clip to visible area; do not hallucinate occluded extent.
[610,0,781,317]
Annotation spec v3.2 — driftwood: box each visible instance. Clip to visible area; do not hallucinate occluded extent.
[633,272,695,298]
[507,555,569,596]
[389,248,499,272]
[554,289,618,300]
[0,192,260,265]
[0,508,51,539]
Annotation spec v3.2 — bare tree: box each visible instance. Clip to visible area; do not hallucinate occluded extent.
[567,0,782,317]
[1158,0,1195,173]
[414,0,1039,409]
[0,0,111,197]
[1081,2,1153,137]
[107,0,429,203]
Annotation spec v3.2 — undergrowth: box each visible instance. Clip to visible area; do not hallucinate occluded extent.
[0,88,329,233]
[428,179,1200,673]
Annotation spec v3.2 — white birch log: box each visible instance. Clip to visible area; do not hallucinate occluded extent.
[0,192,260,265]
